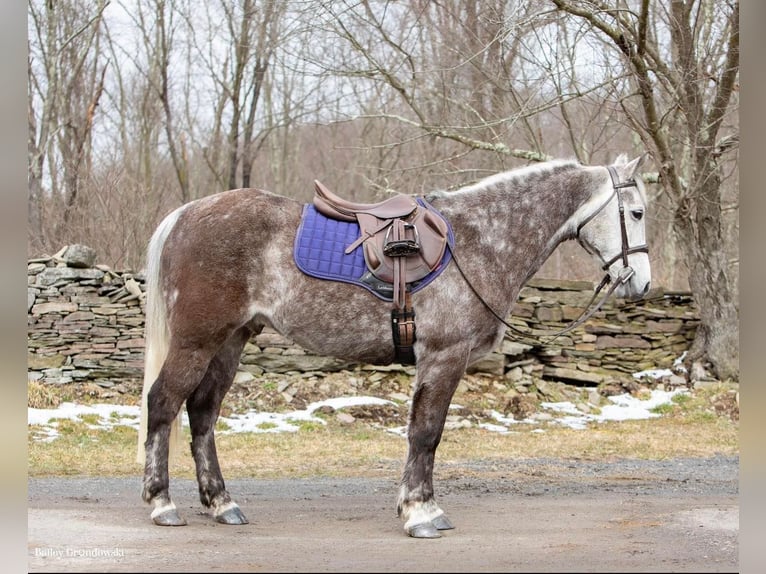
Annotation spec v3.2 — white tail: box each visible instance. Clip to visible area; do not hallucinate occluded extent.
[136,206,188,464]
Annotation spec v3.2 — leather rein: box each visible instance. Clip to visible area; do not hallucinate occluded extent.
[448,166,649,343]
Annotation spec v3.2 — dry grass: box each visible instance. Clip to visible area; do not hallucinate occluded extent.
[27,380,62,409]
[28,386,738,479]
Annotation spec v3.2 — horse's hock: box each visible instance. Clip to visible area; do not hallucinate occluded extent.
[27,245,699,389]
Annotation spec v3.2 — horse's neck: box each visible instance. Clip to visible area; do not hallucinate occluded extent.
[430,168,593,287]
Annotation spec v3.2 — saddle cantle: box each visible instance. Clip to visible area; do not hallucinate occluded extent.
[309,180,453,364]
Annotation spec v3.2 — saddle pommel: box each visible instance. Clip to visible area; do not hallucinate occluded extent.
[313,180,418,221]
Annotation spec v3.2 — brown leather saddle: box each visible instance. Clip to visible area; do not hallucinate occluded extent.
[313,180,451,364]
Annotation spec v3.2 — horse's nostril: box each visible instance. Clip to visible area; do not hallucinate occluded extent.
[642,281,651,296]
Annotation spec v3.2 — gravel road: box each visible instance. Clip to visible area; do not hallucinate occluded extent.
[28,455,738,572]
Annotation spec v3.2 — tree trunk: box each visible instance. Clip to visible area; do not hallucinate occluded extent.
[675,163,739,381]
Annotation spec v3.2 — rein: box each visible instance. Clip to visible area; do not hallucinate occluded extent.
[448,166,647,344]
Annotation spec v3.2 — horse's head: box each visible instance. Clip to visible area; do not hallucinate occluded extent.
[575,154,651,301]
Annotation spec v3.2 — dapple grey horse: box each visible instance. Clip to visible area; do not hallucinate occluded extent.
[136,154,650,537]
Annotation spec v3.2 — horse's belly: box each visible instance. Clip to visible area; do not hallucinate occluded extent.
[260,276,398,366]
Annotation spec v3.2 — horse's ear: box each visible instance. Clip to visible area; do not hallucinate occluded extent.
[614,153,629,166]
[617,153,648,180]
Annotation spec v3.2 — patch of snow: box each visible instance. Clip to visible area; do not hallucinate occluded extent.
[28,375,688,440]
[28,396,396,441]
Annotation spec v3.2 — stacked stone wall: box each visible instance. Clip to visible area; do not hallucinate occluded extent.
[28,247,698,388]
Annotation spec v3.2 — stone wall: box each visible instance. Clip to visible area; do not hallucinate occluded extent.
[28,246,699,388]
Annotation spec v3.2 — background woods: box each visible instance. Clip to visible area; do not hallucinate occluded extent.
[27,0,738,380]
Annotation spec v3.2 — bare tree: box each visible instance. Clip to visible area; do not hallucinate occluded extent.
[177,0,286,193]
[312,0,629,192]
[28,0,111,250]
[550,0,739,380]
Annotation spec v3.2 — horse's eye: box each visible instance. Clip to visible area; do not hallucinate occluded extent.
[631,209,644,221]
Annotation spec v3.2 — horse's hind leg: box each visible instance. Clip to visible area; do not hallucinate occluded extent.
[186,326,254,525]
[142,344,219,526]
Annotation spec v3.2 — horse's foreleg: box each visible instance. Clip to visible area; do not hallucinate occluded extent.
[142,347,215,526]
[186,327,252,525]
[397,347,469,538]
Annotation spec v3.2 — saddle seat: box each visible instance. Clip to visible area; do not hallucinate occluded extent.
[313,180,418,222]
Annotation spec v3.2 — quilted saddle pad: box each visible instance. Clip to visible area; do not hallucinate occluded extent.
[293,200,453,301]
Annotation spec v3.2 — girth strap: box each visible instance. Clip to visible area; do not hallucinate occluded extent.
[390,221,416,363]
[391,292,416,364]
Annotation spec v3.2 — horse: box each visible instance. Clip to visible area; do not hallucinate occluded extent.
[136,154,651,538]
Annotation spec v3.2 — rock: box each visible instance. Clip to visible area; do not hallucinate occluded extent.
[664,374,688,389]
[123,276,143,297]
[233,371,255,384]
[501,340,533,356]
[36,267,104,286]
[595,335,652,349]
[60,245,97,268]
[444,417,472,430]
[28,263,47,275]
[467,353,504,375]
[31,301,79,315]
[535,306,563,322]
[506,394,538,420]
[542,366,604,384]
[504,366,523,382]
[336,412,355,424]
[28,354,66,369]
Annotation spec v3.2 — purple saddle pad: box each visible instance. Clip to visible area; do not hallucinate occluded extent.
[293,200,453,301]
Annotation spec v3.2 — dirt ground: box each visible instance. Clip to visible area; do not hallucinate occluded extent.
[28,456,738,573]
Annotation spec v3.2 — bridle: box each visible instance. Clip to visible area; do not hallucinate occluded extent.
[447,165,649,342]
[576,166,649,280]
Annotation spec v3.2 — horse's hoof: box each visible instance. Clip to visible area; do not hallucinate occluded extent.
[151,508,187,526]
[407,522,442,538]
[431,514,454,530]
[215,505,249,525]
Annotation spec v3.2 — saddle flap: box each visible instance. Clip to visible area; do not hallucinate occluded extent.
[361,205,449,285]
